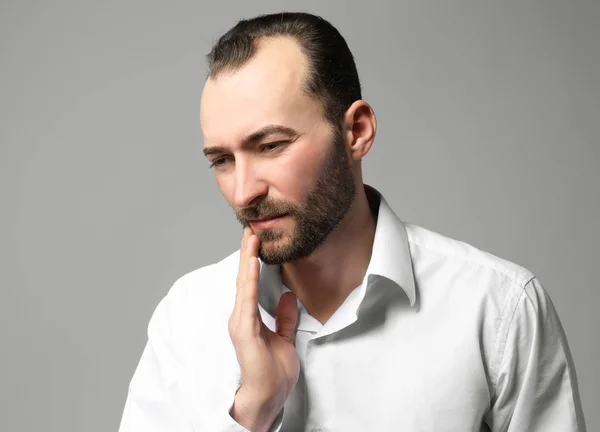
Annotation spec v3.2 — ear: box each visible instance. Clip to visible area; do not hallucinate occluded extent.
[342,100,377,161]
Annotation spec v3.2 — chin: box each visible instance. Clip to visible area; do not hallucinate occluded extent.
[258,237,294,264]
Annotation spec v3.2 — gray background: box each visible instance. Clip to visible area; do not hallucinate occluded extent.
[1,0,598,431]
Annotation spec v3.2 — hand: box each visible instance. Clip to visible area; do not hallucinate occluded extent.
[229,228,300,432]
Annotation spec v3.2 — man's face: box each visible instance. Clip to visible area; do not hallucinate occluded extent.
[200,37,356,264]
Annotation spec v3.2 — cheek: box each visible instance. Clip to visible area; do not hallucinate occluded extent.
[273,144,325,197]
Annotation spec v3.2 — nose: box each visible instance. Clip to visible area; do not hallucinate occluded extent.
[232,158,267,209]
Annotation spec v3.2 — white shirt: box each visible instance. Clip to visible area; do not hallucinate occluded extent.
[119,187,586,431]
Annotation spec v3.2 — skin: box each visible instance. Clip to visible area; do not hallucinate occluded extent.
[232,125,357,266]
[200,36,377,430]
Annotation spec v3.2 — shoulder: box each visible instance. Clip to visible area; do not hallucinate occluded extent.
[404,223,538,315]
[405,222,535,287]
[168,249,240,300]
[140,251,243,375]
[403,223,553,384]
[149,250,241,330]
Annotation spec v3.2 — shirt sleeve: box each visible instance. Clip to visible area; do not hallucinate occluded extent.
[118,292,284,432]
[487,277,587,431]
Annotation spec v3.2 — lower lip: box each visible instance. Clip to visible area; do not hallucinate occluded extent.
[249,215,287,229]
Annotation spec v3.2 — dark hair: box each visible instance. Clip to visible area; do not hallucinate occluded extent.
[206,12,362,127]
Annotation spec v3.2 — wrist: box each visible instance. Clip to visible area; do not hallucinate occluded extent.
[230,387,284,432]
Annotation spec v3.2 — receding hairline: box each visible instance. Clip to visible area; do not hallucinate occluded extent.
[207,35,309,80]
[203,35,323,121]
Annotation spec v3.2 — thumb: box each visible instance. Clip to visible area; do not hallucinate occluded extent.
[275,291,299,344]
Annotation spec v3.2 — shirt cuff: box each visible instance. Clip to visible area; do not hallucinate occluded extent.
[222,405,284,432]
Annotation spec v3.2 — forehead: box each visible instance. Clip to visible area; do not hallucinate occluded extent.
[200,37,323,146]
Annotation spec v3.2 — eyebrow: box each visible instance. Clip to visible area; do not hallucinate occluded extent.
[203,125,299,157]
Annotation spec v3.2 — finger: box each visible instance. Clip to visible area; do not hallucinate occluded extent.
[238,228,251,277]
[244,232,259,277]
[275,291,299,344]
[235,228,252,309]
[232,229,253,330]
[240,232,259,292]
[239,251,260,323]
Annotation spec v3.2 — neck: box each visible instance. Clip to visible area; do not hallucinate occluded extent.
[280,185,376,324]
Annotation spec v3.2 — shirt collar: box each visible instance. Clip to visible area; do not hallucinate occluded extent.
[257,184,417,319]
[362,184,416,306]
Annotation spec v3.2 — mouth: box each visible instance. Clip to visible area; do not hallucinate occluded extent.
[248,214,288,229]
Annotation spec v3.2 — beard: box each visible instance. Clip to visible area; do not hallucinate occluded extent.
[235,129,356,265]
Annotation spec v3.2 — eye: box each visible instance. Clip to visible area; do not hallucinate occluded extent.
[208,156,231,169]
[260,141,288,152]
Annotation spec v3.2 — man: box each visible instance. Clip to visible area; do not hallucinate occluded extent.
[119,12,586,432]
